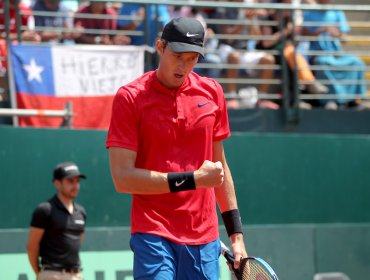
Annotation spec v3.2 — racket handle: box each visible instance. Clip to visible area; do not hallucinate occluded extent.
[223,250,235,264]
[222,250,241,279]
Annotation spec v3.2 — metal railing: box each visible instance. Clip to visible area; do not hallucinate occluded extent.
[0,0,370,126]
[0,102,73,128]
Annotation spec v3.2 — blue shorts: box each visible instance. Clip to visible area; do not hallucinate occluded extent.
[130,233,221,280]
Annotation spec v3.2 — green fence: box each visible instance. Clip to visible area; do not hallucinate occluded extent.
[1,126,370,228]
[0,126,370,279]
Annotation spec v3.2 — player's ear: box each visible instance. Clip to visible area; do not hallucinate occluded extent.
[155,39,165,56]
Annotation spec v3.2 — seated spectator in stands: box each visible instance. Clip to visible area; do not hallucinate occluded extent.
[303,0,366,109]
[74,1,130,45]
[256,0,328,96]
[0,0,40,71]
[0,0,40,41]
[210,0,279,109]
[268,0,318,30]
[195,23,223,79]
[32,0,79,43]
[117,2,170,47]
[170,7,222,79]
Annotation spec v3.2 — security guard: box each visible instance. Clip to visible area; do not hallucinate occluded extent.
[27,162,87,280]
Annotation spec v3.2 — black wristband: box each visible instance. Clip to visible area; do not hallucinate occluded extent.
[167,171,196,193]
[221,209,243,237]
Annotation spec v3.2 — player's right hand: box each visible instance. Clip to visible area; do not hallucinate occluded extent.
[194,160,224,188]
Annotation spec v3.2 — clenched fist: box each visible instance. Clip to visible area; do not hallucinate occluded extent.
[194,160,224,188]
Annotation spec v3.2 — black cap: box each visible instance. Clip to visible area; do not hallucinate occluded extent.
[53,162,86,181]
[161,17,205,57]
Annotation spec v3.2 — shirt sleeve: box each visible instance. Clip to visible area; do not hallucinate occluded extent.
[337,11,350,33]
[79,205,87,233]
[212,80,231,141]
[30,202,51,229]
[106,86,139,151]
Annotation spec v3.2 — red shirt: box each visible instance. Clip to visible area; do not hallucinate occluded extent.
[74,4,117,33]
[0,2,31,69]
[0,1,31,34]
[106,70,230,245]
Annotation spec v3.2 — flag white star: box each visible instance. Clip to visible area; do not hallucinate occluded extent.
[23,58,44,83]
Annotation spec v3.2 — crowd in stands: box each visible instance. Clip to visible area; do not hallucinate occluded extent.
[0,0,368,110]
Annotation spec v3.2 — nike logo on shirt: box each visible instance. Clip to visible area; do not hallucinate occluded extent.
[198,102,210,107]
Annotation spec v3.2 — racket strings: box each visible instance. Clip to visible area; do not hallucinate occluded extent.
[240,259,273,280]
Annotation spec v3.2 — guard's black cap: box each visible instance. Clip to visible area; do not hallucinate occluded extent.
[161,17,205,57]
[53,162,86,181]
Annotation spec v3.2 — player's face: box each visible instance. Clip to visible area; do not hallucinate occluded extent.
[156,40,199,89]
[57,177,81,199]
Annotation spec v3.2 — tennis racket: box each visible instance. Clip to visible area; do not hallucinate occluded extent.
[220,241,279,280]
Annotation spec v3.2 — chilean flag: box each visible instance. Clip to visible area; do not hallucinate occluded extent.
[10,44,144,129]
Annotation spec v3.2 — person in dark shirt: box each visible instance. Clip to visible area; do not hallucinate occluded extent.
[32,0,78,43]
[27,162,87,280]
[209,0,278,109]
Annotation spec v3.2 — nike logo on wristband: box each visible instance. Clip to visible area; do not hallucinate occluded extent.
[175,180,186,187]
[198,102,210,107]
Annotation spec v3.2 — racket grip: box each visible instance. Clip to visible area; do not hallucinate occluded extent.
[223,250,235,264]
[223,250,241,279]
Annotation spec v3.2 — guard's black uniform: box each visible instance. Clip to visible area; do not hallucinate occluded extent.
[30,195,86,270]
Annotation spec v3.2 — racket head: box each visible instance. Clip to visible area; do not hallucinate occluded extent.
[220,240,278,280]
[239,257,279,280]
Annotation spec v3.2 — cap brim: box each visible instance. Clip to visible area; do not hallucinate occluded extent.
[168,42,204,58]
[64,173,87,179]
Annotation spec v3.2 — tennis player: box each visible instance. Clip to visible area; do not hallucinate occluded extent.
[106,17,248,279]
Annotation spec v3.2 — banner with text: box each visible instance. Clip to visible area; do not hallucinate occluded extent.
[10,44,145,129]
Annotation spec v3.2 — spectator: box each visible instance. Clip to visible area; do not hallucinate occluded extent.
[173,6,223,79]
[256,0,328,98]
[197,28,223,79]
[290,0,318,62]
[117,2,170,47]
[0,0,39,41]
[32,0,79,43]
[74,1,131,45]
[0,0,39,77]
[210,0,279,109]
[303,0,366,109]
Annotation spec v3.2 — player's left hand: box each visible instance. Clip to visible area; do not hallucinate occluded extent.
[230,233,248,269]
